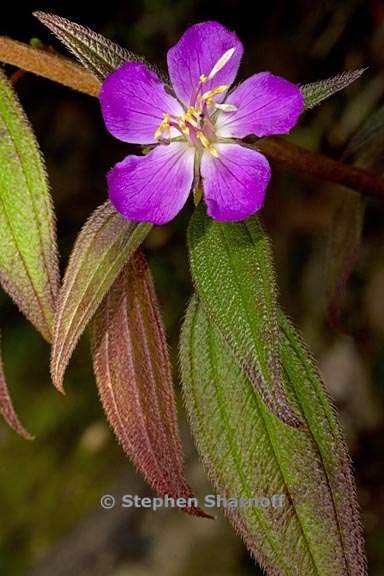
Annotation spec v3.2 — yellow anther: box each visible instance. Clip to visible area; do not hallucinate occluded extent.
[154,113,171,140]
[199,74,208,83]
[201,85,228,101]
[196,131,210,148]
[184,108,198,128]
[207,48,236,80]
[214,102,237,112]
[190,107,202,120]
[196,133,218,157]
[176,117,190,136]
[208,145,219,158]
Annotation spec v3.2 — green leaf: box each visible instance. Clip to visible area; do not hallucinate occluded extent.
[51,202,151,392]
[180,297,366,575]
[0,70,59,342]
[91,252,208,517]
[0,331,33,439]
[301,69,365,110]
[33,11,141,80]
[188,206,301,427]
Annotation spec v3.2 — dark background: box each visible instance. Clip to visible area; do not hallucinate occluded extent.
[1,1,384,574]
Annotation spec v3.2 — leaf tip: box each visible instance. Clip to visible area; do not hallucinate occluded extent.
[187,507,214,519]
[268,401,304,429]
[19,428,35,441]
[4,417,35,441]
[32,11,62,34]
[54,380,66,395]
[50,364,66,395]
[32,10,49,21]
[243,361,303,428]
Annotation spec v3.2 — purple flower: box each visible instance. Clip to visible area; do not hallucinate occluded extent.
[100,22,304,224]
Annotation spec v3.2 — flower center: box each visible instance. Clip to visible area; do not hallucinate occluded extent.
[154,48,237,157]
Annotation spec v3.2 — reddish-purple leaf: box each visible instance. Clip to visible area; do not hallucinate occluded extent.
[51,202,151,392]
[91,252,207,517]
[0,333,33,440]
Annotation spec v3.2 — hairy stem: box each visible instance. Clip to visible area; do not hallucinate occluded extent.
[1,36,384,200]
[255,137,384,200]
[0,37,100,96]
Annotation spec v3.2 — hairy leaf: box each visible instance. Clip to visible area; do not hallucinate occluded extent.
[91,252,207,517]
[33,11,141,81]
[0,333,33,440]
[301,69,365,110]
[0,70,59,342]
[188,206,301,428]
[51,202,151,391]
[180,297,366,575]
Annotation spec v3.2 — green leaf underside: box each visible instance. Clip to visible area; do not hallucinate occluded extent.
[188,206,301,428]
[0,332,33,440]
[0,71,59,341]
[33,11,141,81]
[91,252,206,517]
[51,202,151,391]
[301,69,365,110]
[180,297,366,576]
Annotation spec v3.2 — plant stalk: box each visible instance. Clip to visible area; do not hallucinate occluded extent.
[0,37,100,96]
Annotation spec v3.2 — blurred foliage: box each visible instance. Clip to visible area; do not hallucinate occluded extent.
[1,0,384,574]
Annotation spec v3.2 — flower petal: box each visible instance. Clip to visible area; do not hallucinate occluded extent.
[108,143,195,224]
[100,62,184,144]
[201,144,271,221]
[216,72,304,138]
[167,22,243,107]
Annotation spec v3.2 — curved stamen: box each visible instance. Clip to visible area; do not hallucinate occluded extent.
[206,47,236,80]
[214,102,237,112]
[154,113,171,139]
[197,131,218,157]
